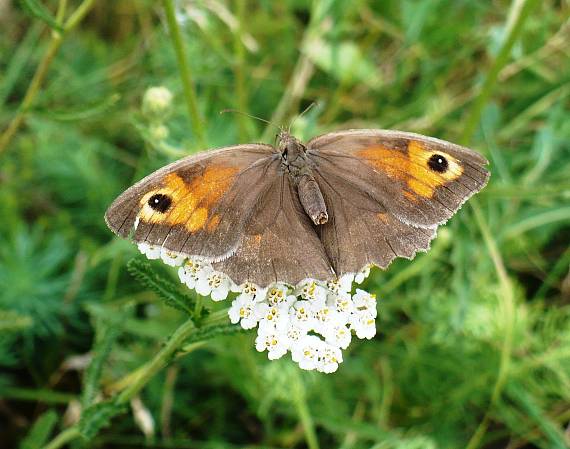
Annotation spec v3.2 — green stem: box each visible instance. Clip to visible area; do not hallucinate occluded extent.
[43,427,81,449]
[0,36,62,154]
[63,0,95,31]
[458,2,537,447]
[260,1,328,142]
[0,0,96,155]
[116,319,195,403]
[233,0,249,141]
[464,201,515,449]
[55,0,68,23]
[293,374,320,449]
[41,309,231,449]
[0,387,76,404]
[162,0,206,148]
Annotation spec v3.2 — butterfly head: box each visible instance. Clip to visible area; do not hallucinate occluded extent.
[277,130,306,164]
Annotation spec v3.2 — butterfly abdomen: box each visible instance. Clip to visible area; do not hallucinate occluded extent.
[297,174,328,225]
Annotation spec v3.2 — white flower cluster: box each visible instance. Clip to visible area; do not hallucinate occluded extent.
[138,243,378,373]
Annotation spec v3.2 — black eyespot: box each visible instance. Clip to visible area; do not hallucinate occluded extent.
[428,154,449,173]
[148,193,172,213]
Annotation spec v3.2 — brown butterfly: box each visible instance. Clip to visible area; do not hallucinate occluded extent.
[105,129,490,287]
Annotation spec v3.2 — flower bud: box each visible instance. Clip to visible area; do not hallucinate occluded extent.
[142,86,173,119]
[149,124,169,141]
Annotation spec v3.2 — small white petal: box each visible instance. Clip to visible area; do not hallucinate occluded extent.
[255,329,290,360]
[211,284,229,301]
[355,265,371,284]
[195,277,212,296]
[160,248,185,267]
[339,273,355,293]
[177,266,187,283]
[350,311,377,339]
[291,335,322,371]
[318,344,343,373]
[138,243,161,259]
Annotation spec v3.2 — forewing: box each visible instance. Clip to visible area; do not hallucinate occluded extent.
[105,144,276,260]
[214,172,334,287]
[308,129,489,228]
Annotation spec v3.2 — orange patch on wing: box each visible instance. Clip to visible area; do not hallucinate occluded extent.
[187,207,208,232]
[139,165,238,232]
[207,214,221,232]
[377,213,389,223]
[357,140,463,198]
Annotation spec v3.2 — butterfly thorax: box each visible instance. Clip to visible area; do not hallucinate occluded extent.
[278,131,329,226]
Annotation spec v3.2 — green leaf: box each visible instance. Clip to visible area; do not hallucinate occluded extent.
[304,38,382,89]
[40,94,121,122]
[504,383,568,449]
[78,401,126,441]
[19,0,64,32]
[182,322,247,348]
[127,257,197,317]
[19,409,58,449]
[81,320,121,408]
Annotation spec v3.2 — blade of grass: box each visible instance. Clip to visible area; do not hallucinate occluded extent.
[465,200,516,449]
[162,0,206,148]
[460,0,539,144]
[232,0,249,141]
[292,370,320,449]
[260,0,335,141]
[460,2,539,448]
[0,0,96,155]
[0,21,43,108]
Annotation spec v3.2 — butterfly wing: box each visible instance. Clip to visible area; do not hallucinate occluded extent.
[307,129,489,274]
[106,144,333,286]
[105,144,277,261]
[213,171,334,286]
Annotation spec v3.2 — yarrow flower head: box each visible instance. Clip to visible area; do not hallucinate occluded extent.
[137,244,377,373]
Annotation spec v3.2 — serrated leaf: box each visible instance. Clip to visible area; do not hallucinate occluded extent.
[127,257,197,317]
[42,94,120,122]
[182,322,247,348]
[19,409,58,449]
[78,401,126,440]
[81,321,121,408]
[20,0,64,32]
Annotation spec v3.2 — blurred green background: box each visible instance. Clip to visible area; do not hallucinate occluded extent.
[1,0,569,448]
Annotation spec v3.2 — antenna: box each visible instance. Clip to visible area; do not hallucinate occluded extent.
[288,102,316,133]
[220,109,282,132]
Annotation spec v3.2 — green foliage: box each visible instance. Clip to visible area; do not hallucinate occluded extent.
[81,317,121,408]
[0,226,72,336]
[19,409,58,449]
[78,400,127,441]
[0,1,569,448]
[127,257,200,318]
[19,0,64,32]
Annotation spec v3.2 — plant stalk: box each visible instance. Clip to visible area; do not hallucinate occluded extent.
[0,0,96,155]
[162,0,207,148]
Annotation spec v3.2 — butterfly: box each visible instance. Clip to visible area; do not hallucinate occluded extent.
[105,129,490,287]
